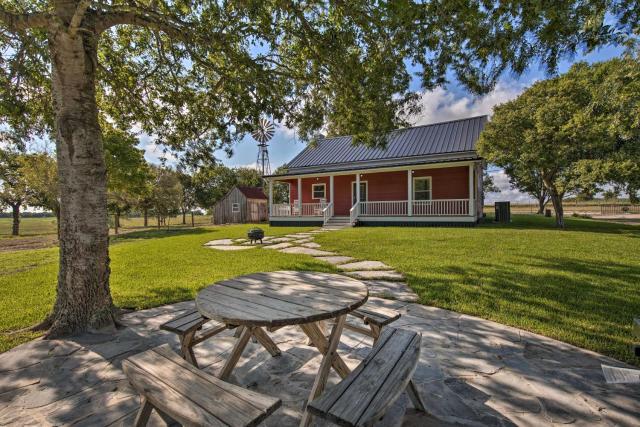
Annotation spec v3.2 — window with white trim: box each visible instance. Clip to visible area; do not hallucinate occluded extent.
[413,177,432,201]
[232,203,240,212]
[312,183,326,200]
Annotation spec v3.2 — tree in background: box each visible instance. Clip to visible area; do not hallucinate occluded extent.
[479,57,640,227]
[0,149,29,235]
[151,167,183,228]
[2,1,637,336]
[505,166,550,215]
[20,153,60,235]
[104,129,151,234]
[271,165,291,204]
[177,168,197,226]
[235,168,263,188]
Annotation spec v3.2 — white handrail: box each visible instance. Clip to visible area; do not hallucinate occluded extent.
[349,201,360,225]
[359,200,408,216]
[322,202,334,225]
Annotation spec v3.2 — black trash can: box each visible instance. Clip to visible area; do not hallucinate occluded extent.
[494,201,511,223]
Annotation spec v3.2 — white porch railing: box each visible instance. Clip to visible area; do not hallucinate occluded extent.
[412,199,469,216]
[349,201,359,225]
[271,202,326,217]
[322,202,334,225]
[359,201,408,216]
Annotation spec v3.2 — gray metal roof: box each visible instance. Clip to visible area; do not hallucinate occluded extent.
[285,115,487,172]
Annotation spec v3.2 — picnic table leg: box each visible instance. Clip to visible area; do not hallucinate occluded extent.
[134,397,153,427]
[299,315,347,427]
[406,380,426,412]
[180,329,198,368]
[251,327,282,357]
[218,326,253,380]
[300,321,351,379]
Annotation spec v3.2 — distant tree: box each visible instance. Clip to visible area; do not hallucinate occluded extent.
[479,57,640,227]
[504,166,550,215]
[177,169,197,226]
[0,149,29,235]
[482,170,500,194]
[103,129,151,234]
[20,153,60,235]
[271,165,290,204]
[235,167,263,188]
[151,168,183,228]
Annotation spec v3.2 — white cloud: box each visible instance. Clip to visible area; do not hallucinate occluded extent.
[484,169,533,204]
[412,81,527,125]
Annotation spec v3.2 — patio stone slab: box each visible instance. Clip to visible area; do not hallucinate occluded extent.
[338,260,391,271]
[2,300,639,426]
[363,280,419,302]
[205,245,253,251]
[300,242,322,248]
[314,256,355,265]
[278,246,335,256]
[269,237,294,243]
[345,270,405,281]
[263,242,293,250]
[203,239,235,246]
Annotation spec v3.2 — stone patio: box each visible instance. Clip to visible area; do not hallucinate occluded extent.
[1,298,639,426]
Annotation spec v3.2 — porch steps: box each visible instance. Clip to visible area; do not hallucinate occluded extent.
[323,216,352,229]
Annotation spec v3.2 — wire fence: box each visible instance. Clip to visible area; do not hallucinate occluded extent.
[600,204,640,215]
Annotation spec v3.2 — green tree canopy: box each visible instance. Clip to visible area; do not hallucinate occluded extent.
[479,56,640,227]
[1,0,638,336]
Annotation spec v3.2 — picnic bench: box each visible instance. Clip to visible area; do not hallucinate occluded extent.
[122,344,281,427]
[347,305,401,342]
[308,327,425,427]
[160,309,230,367]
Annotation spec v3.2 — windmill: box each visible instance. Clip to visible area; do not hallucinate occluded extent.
[252,118,275,176]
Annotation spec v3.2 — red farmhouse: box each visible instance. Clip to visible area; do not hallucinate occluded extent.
[264,116,486,227]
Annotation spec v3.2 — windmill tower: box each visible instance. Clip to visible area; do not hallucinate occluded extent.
[253,118,274,176]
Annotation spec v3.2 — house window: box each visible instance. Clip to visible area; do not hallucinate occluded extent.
[312,183,326,200]
[232,203,240,213]
[413,177,432,200]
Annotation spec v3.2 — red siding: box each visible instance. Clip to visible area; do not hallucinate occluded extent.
[279,165,470,215]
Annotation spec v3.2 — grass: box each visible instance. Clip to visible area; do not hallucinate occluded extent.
[0,224,332,352]
[315,215,640,365]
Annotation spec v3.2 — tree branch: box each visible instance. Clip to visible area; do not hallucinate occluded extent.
[0,8,51,32]
[69,0,92,37]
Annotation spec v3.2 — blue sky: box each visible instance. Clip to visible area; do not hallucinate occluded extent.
[141,44,625,203]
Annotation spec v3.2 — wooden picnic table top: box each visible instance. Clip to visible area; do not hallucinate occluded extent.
[196,271,369,327]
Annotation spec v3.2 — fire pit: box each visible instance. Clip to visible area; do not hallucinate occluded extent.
[247,228,265,244]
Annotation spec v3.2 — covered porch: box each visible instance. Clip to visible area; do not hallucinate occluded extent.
[266,160,483,226]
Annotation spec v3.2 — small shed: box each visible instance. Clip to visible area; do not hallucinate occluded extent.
[213,186,268,224]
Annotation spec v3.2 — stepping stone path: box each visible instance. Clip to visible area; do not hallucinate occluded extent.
[338,260,391,271]
[201,227,417,302]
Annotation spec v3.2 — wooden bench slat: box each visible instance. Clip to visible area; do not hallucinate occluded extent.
[308,328,421,427]
[351,306,400,327]
[160,310,207,333]
[124,344,280,427]
[123,359,227,427]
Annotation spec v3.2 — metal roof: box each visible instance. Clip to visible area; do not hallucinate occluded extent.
[285,115,487,172]
[237,186,267,200]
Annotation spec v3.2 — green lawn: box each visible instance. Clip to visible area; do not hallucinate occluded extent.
[315,215,640,366]
[0,224,332,352]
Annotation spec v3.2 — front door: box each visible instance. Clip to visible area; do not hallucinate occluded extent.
[351,181,368,205]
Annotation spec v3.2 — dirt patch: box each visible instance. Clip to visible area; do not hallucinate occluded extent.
[0,235,58,252]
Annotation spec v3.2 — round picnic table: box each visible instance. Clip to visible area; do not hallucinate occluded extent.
[196,270,369,426]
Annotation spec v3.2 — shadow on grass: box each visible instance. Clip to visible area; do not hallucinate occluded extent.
[406,254,640,366]
[110,226,212,242]
[480,214,640,236]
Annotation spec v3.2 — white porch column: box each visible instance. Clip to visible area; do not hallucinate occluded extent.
[297,177,302,216]
[268,179,273,216]
[329,175,334,205]
[407,169,413,216]
[356,173,360,205]
[468,163,475,217]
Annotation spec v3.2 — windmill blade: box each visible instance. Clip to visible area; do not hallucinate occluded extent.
[252,118,275,143]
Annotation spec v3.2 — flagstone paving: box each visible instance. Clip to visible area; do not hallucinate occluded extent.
[278,246,336,257]
[345,270,405,281]
[314,255,355,265]
[2,298,639,426]
[205,245,254,251]
[263,242,293,250]
[338,260,391,271]
[364,280,419,302]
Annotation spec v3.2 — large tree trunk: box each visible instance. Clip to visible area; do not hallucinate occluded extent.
[143,207,148,227]
[536,196,546,215]
[191,211,195,227]
[46,20,115,337]
[54,207,61,239]
[11,203,20,236]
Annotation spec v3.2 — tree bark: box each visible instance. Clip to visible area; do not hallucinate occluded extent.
[536,196,547,215]
[181,208,186,224]
[191,211,194,227]
[54,207,60,238]
[114,212,120,234]
[143,207,148,227]
[11,203,20,236]
[46,18,115,337]
[157,215,161,229]
[548,188,565,228]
